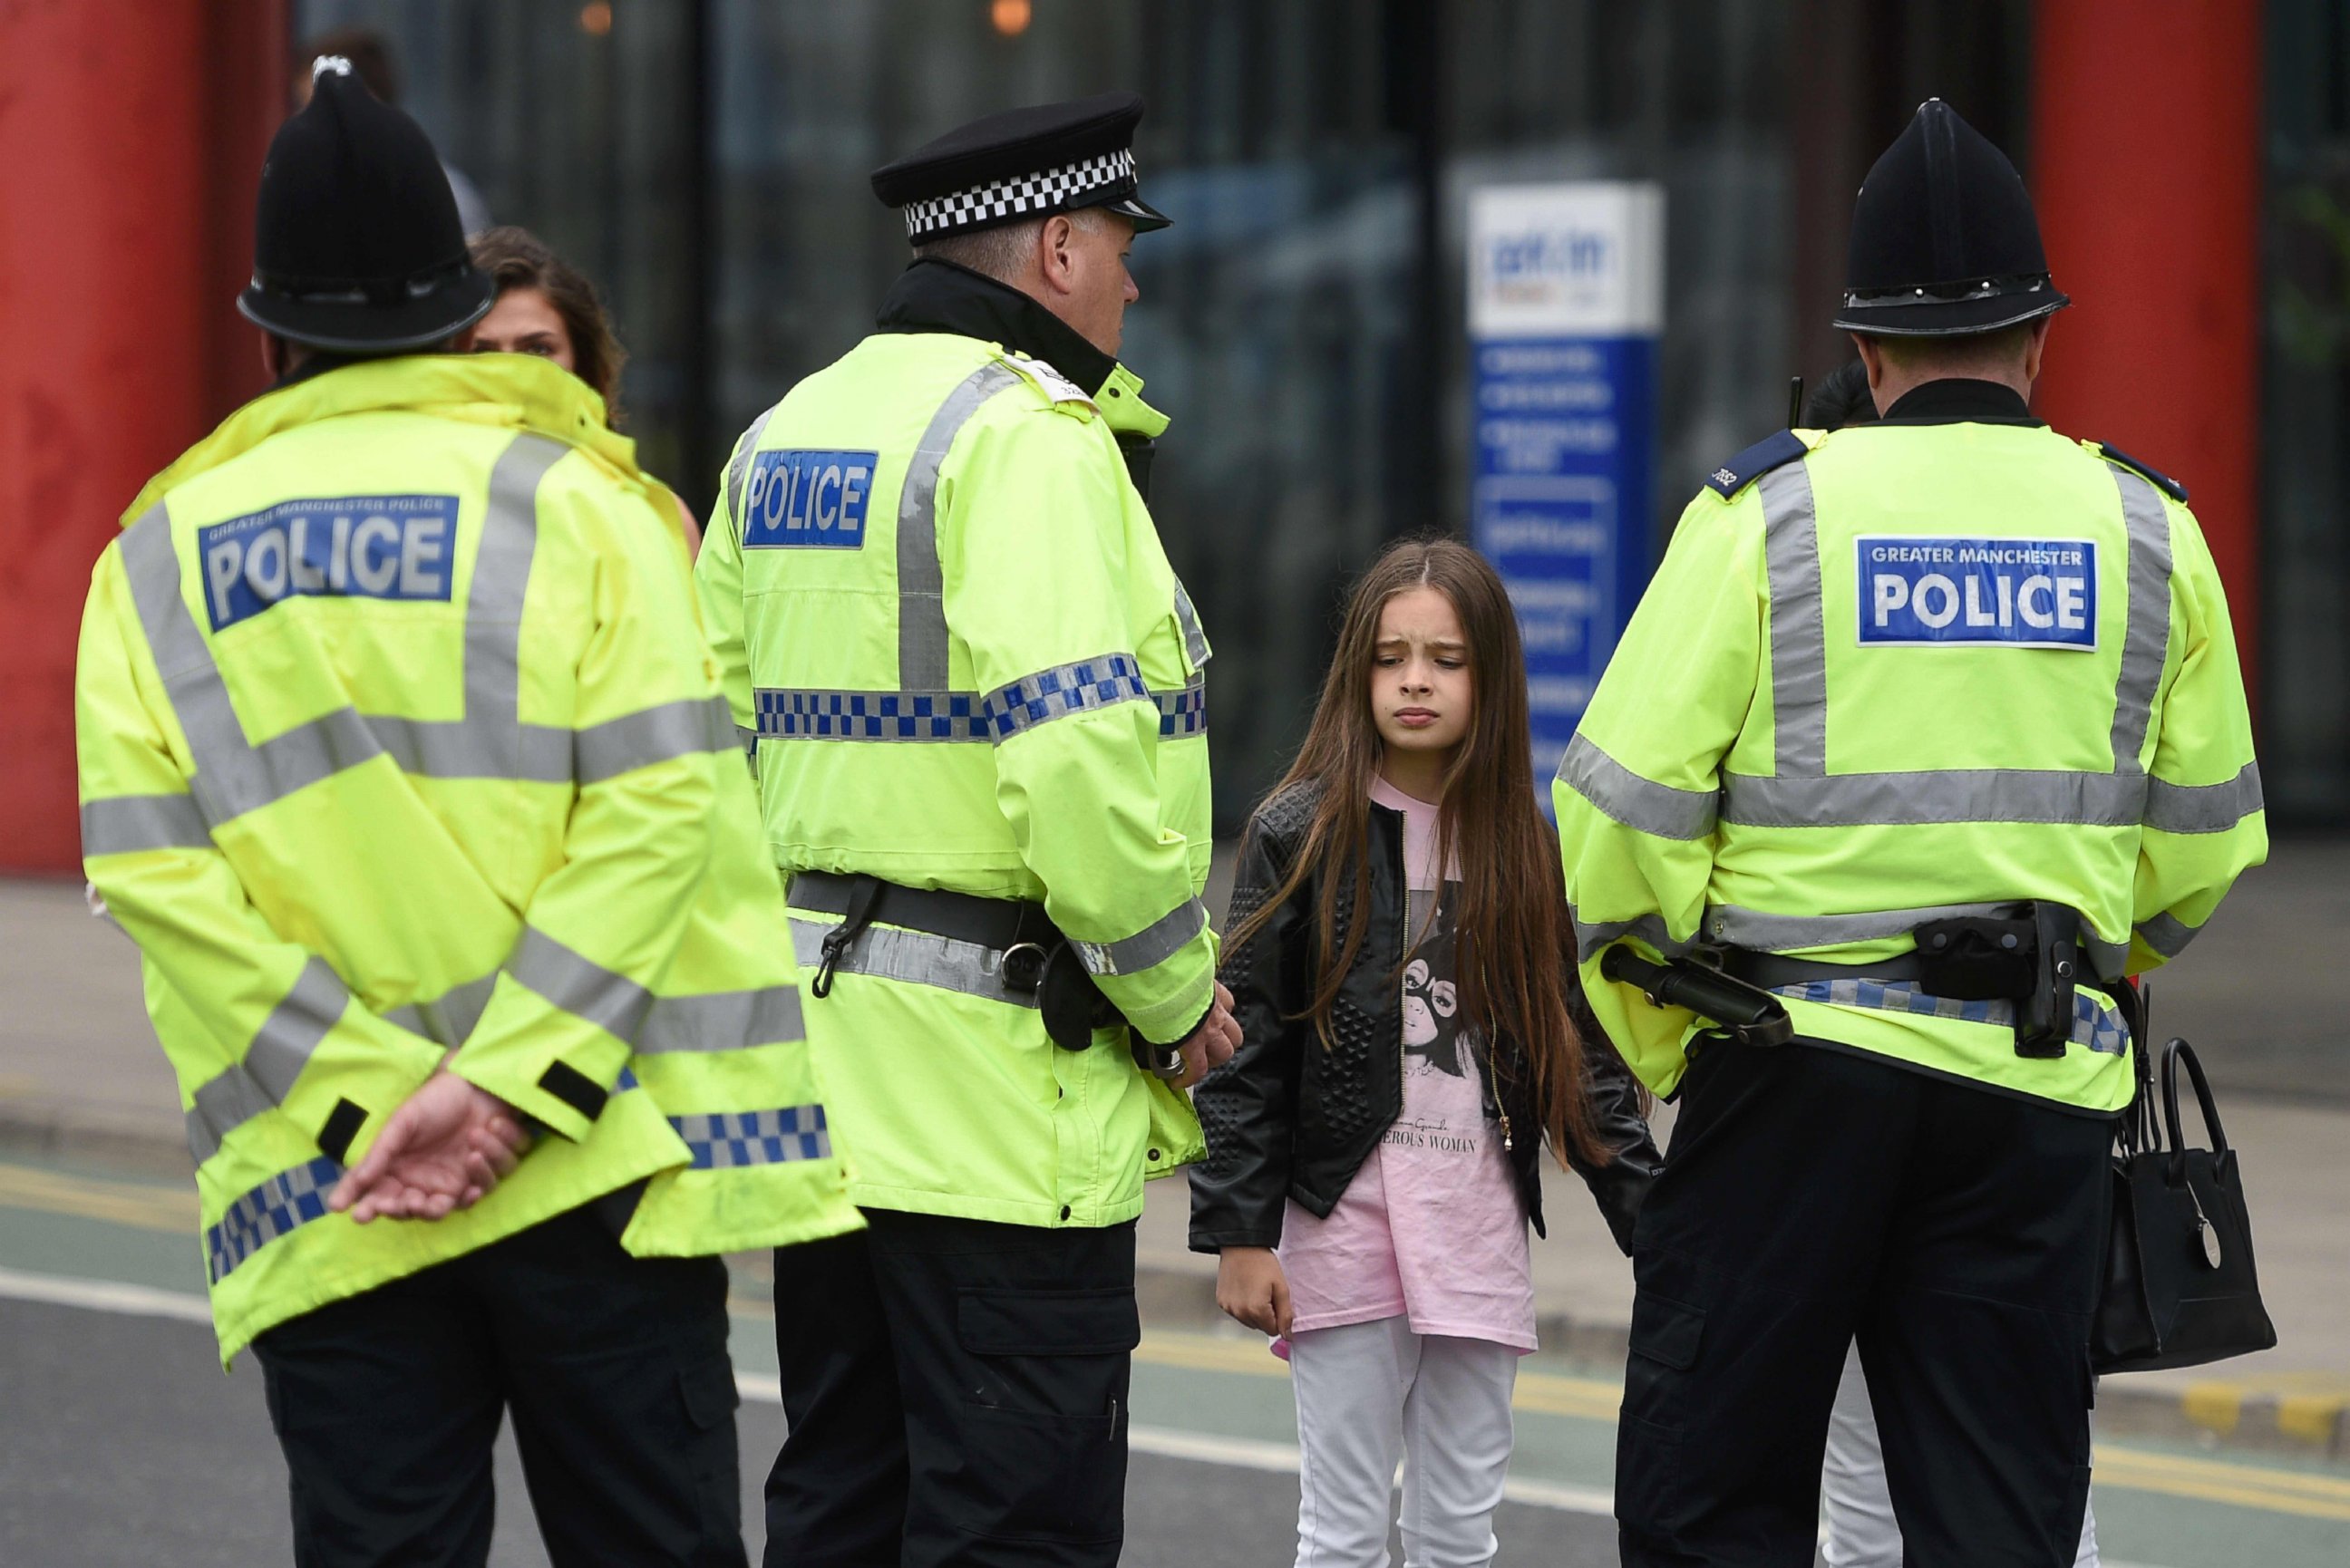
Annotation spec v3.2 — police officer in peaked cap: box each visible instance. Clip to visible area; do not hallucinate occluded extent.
[1559,100,2263,1565]
[78,57,859,1566]
[698,93,1237,1566]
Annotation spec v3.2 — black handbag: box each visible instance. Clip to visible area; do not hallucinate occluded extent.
[2092,1033,2277,1373]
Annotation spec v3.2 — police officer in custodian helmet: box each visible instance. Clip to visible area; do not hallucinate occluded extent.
[75,60,857,1565]
[1557,101,2265,1566]
[696,93,1240,1565]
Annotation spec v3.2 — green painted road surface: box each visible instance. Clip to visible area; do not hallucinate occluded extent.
[5,1153,2348,1566]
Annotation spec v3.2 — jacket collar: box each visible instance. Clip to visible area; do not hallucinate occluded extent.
[874,259,1169,440]
[878,258,1116,390]
[1879,377,2040,427]
[123,353,646,526]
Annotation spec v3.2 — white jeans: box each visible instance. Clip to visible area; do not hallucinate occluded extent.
[1287,1316,1520,1568]
[1822,1343,2100,1566]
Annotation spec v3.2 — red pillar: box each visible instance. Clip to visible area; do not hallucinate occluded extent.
[0,0,283,873]
[2031,0,2264,710]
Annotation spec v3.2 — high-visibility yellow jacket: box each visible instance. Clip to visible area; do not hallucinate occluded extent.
[1556,413,2266,1112]
[696,303,1214,1230]
[76,354,859,1362]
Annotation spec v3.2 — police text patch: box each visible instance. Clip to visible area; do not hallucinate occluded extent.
[1855,537,2098,650]
[199,496,458,632]
[741,450,878,548]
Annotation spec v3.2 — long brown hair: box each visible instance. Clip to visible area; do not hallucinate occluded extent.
[1226,537,1606,1165]
[467,227,629,425]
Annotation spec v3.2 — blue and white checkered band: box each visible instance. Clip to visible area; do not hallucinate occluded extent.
[902,149,1137,239]
[207,1157,342,1283]
[671,1105,831,1171]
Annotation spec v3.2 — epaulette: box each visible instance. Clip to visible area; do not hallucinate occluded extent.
[1703,429,1809,499]
[999,350,1098,414]
[2093,441,2189,503]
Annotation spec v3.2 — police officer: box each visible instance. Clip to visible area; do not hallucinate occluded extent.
[695,92,1238,1566]
[1556,100,2265,1566]
[76,61,859,1565]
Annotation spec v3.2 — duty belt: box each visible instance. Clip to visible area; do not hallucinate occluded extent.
[1714,899,2133,1060]
[785,871,1182,1078]
[789,870,1064,995]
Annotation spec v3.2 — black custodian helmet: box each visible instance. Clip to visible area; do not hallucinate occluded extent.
[1833,99,2069,337]
[238,57,493,353]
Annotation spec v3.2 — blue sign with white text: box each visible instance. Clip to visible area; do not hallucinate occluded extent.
[742,449,878,548]
[1856,537,2099,650]
[1471,334,1658,789]
[199,496,458,632]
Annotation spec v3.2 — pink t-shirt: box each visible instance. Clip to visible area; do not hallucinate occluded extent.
[1274,776,1536,1353]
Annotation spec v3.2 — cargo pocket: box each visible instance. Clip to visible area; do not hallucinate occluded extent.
[1618,1292,1708,1546]
[942,1287,1139,1545]
[674,1351,743,1544]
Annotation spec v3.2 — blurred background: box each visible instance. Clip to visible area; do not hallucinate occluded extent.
[0,0,2337,851]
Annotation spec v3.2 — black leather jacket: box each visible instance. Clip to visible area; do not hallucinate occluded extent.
[1190,782,1662,1256]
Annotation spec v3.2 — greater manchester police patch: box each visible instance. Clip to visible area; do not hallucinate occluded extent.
[1855,536,2098,650]
[198,496,458,632]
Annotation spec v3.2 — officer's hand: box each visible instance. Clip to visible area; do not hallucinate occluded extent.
[1215,1246,1292,1337]
[330,1070,528,1224]
[1172,982,1241,1090]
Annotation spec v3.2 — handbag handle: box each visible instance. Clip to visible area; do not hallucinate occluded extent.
[2161,1037,2229,1183]
[2116,982,2161,1158]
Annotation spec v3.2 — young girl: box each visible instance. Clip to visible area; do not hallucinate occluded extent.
[1190,537,1658,1568]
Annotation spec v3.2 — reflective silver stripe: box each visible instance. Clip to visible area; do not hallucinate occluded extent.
[117,432,571,826]
[898,363,1024,690]
[983,653,1151,741]
[1075,895,1209,978]
[1172,578,1212,669]
[2109,469,2174,775]
[788,915,1041,1010]
[1706,901,2018,953]
[724,406,778,536]
[1556,733,1717,840]
[2135,911,2199,959]
[186,1068,275,1165]
[1719,768,2147,828]
[366,715,572,782]
[81,793,210,856]
[638,985,805,1053]
[383,969,500,1050]
[2144,762,2263,834]
[182,957,351,1163]
[461,433,569,760]
[1569,909,1689,964]
[1758,460,1827,777]
[505,927,655,1043]
[573,695,736,783]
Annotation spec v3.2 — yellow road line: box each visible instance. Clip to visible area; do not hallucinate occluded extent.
[0,1163,193,1234]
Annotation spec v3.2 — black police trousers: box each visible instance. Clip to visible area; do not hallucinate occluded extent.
[1617,1036,2112,1568]
[762,1209,1140,1568]
[249,1205,744,1568]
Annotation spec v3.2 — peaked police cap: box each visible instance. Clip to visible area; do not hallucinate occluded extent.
[871,92,1170,244]
[1834,99,2069,337]
[238,58,494,353]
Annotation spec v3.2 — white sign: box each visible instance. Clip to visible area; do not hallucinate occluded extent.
[1468,183,1665,339]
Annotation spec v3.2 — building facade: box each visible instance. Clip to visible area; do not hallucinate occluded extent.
[0,0,2328,870]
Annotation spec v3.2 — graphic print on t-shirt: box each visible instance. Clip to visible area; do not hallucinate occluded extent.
[1384,884,1493,1154]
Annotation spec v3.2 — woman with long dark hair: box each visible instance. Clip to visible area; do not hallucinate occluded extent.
[1190,536,1657,1566]
[468,227,702,553]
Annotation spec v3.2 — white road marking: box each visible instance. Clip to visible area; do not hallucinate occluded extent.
[0,1264,211,1324]
[0,1271,2177,1560]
